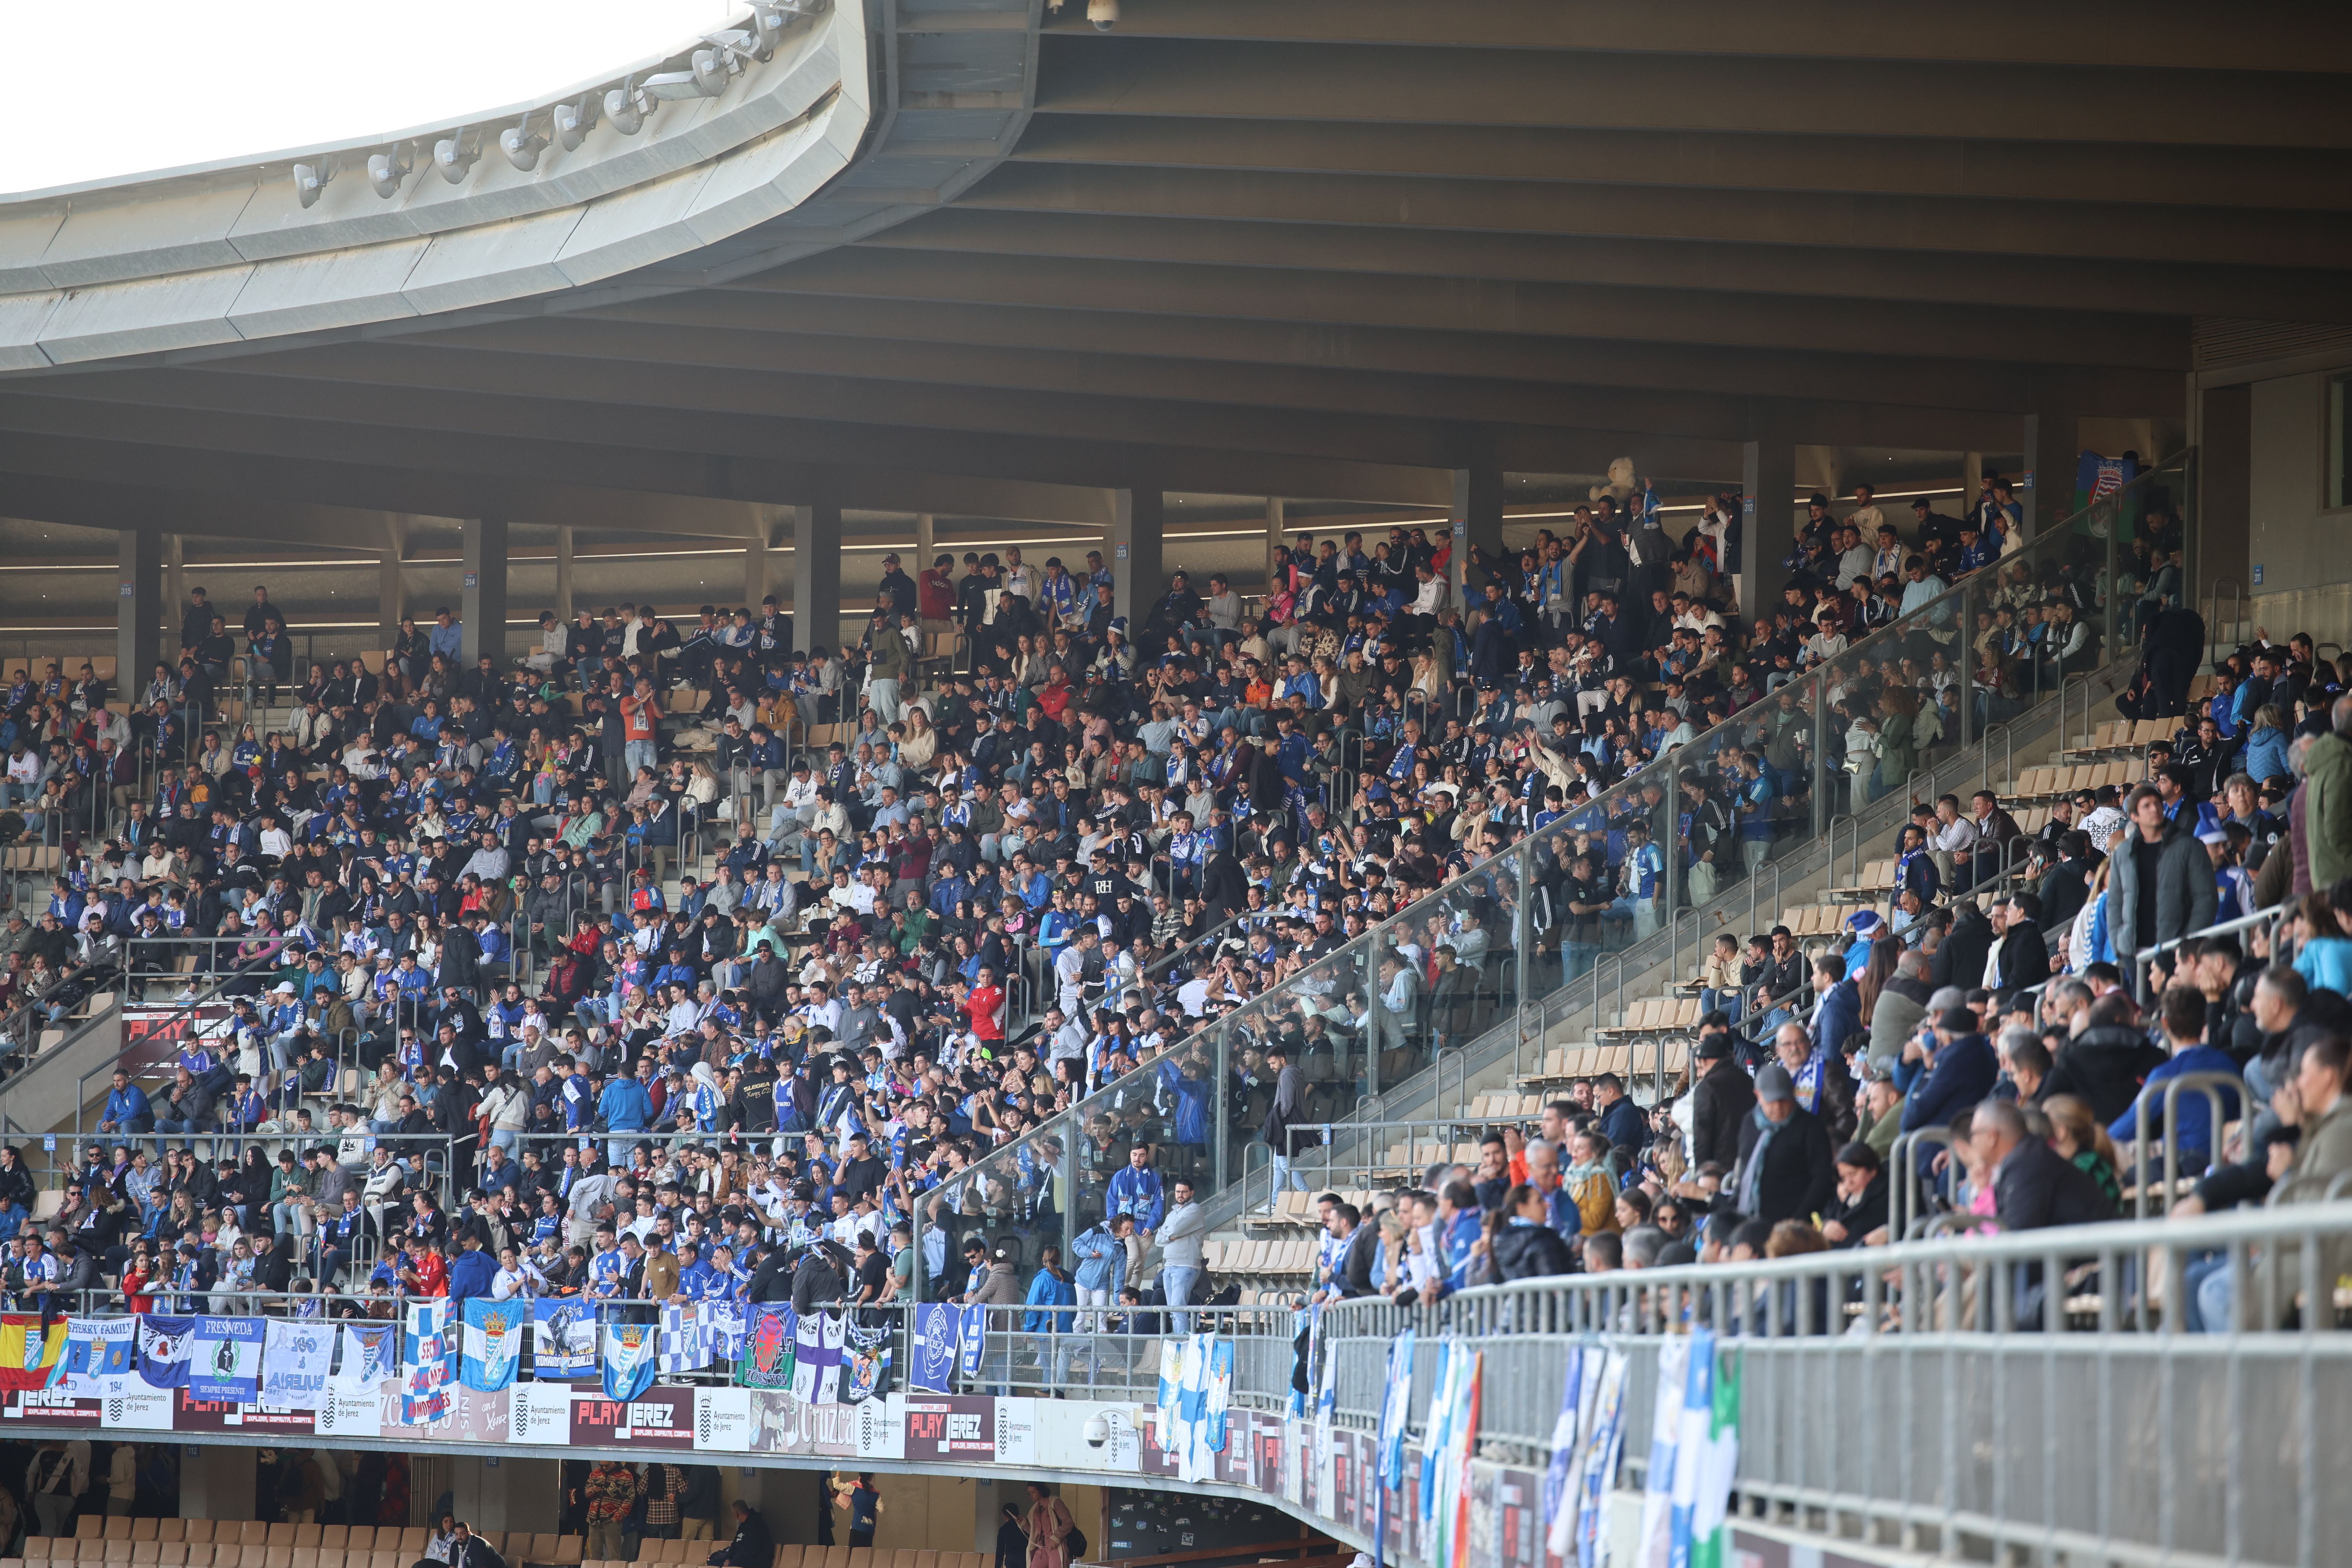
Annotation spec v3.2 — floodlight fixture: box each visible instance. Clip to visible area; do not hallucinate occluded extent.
[434,130,481,183]
[367,145,412,200]
[553,94,600,151]
[605,76,653,135]
[500,114,549,172]
[292,158,332,209]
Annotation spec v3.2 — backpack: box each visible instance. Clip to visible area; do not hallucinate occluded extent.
[1064,1526,1088,1563]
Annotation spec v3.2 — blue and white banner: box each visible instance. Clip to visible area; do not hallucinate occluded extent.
[658,1304,712,1377]
[958,1305,985,1379]
[532,1299,599,1380]
[460,1299,526,1393]
[1154,1333,1234,1485]
[399,1299,455,1426]
[135,1315,195,1390]
[602,1320,658,1403]
[259,1319,332,1409]
[189,1316,265,1403]
[1634,1336,1689,1568]
[58,1318,139,1398]
[331,1322,396,1393]
[910,1302,965,1393]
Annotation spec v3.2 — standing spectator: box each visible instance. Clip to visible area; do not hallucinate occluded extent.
[2105,784,2217,972]
[1156,1178,1209,1330]
[1733,1063,1836,1224]
[583,1460,640,1564]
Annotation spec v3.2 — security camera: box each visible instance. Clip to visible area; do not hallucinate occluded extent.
[1083,1414,1109,1448]
[1087,0,1117,29]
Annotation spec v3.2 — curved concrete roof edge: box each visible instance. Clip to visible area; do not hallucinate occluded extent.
[0,1,882,373]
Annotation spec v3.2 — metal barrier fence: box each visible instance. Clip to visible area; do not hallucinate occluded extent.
[1321,1200,2352,1568]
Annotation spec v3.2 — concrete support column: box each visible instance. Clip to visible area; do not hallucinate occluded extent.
[915,513,936,575]
[744,533,769,611]
[1449,466,1504,606]
[1264,497,1286,588]
[377,515,407,653]
[164,535,185,632]
[1739,439,1797,619]
[2022,411,2082,541]
[792,503,842,654]
[118,529,162,689]
[1109,488,1164,626]
[180,1443,256,1521]
[2198,384,2252,626]
[554,526,575,623]
[1961,452,1985,515]
[461,517,509,667]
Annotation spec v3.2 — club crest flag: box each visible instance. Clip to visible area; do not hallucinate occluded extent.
[532,1299,599,1379]
[788,1309,823,1402]
[58,1317,138,1398]
[0,1314,67,1390]
[136,1315,195,1389]
[815,1310,846,1405]
[737,1305,797,1391]
[399,1299,456,1425]
[189,1316,265,1403]
[260,1319,332,1409]
[841,1314,891,1405]
[332,1322,396,1392]
[603,1320,659,1403]
[909,1302,965,1393]
[659,1304,711,1377]
[461,1299,525,1392]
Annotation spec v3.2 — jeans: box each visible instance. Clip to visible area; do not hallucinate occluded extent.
[2182,1252,2234,1333]
[867,677,901,724]
[1631,895,1661,944]
[624,738,657,777]
[1269,1152,1306,1200]
[1161,1263,1201,1332]
[1564,941,1599,982]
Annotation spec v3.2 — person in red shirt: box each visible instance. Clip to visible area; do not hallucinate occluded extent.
[398,1234,449,1296]
[918,553,957,623]
[618,677,659,778]
[966,966,1006,1046]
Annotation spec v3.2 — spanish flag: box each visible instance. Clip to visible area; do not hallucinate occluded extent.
[0,1314,66,1390]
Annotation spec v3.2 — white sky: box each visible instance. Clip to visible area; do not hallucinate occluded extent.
[0,0,741,195]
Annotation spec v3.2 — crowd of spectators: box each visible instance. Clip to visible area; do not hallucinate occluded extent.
[0,466,2239,1345]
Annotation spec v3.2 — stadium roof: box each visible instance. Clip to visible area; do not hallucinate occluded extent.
[1,0,2347,544]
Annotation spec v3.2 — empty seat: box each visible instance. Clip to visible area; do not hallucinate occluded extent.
[103,1528,132,1547]
[155,1551,185,1568]
[291,1551,318,1568]
[127,1532,155,1550]
[395,1536,428,1557]
[550,1543,585,1567]
[263,1551,294,1568]
[338,1537,369,1557]
[770,1550,804,1568]
[290,1534,319,1554]
[263,1535,292,1553]
[174,1549,205,1568]
[76,1529,103,1546]
[844,1552,873,1568]
[370,1552,402,1568]
[822,1548,851,1568]
[520,1542,553,1566]
[21,1543,51,1566]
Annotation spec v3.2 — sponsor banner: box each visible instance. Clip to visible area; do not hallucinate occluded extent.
[103,1389,177,1432]
[746,1389,858,1457]
[903,1394,994,1459]
[994,1397,1036,1466]
[572,1387,694,1448]
[174,1393,316,1434]
[4,1391,103,1425]
[694,1387,753,1452]
[314,1381,387,1439]
[855,1393,905,1461]
[511,1381,573,1446]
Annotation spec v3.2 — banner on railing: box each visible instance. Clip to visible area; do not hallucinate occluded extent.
[601,1321,659,1403]
[399,1299,455,1425]
[258,1319,332,1409]
[189,1317,264,1403]
[56,1318,138,1398]
[0,1316,67,1392]
[532,1299,598,1379]
[461,1300,526,1393]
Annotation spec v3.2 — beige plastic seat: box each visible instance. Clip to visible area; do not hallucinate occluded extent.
[291,1533,320,1553]
[771,1546,805,1568]
[180,1527,212,1549]
[337,1537,369,1557]
[395,1536,428,1558]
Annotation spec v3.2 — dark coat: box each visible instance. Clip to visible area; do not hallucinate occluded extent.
[1492,1221,1577,1281]
[1989,920,2052,991]
[1688,1058,1756,1171]
[1824,1169,1889,1248]
[2105,820,2218,963]
[1732,1104,1837,1225]
[2042,1025,2170,1129]
[1933,906,1993,992]
[1993,1136,2114,1231]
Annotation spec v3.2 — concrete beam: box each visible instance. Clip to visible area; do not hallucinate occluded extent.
[858,205,2352,327]
[1034,37,2352,150]
[958,159,2352,274]
[1008,114,2352,214]
[1038,0,2352,72]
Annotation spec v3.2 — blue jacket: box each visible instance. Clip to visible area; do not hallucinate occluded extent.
[1811,979,1862,1061]
[1596,1094,1649,1153]
[1022,1267,1078,1334]
[1900,1032,2000,1171]
[103,1083,152,1125]
[446,1247,497,1303]
[2109,1047,2242,1158]
[1070,1224,1127,1295]
[1104,1166,1166,1230]
[599,1077,653,1132]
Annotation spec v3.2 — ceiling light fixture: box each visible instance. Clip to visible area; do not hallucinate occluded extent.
[499,113,549,172]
